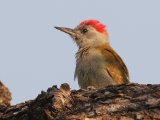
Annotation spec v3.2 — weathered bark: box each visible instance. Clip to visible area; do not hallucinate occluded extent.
[0,83,160,120]
[0,81,11,106]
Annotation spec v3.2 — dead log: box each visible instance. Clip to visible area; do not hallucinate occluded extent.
[0,81,11,106]
[0,83,160,120]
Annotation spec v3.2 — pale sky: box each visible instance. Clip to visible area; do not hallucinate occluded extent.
[0,0,160,104]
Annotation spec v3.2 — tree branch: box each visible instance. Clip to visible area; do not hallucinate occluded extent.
[0,83,160,120]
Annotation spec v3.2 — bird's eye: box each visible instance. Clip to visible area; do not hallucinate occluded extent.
[81,28,88,33]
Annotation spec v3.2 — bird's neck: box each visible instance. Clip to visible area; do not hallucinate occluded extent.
[76,47,91,60]
[78,42,110,50]
[75,43,109,63]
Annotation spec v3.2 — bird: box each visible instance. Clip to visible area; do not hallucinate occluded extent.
[55,19,130,89]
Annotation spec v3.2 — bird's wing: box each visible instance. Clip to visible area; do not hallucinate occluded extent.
[100,45,129,84]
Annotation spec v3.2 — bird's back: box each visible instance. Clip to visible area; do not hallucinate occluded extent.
[99,44,129,84]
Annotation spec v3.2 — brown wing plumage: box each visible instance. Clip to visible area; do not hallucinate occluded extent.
[100,44,130,84]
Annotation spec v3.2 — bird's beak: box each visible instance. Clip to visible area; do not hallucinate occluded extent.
[55,26,75,37]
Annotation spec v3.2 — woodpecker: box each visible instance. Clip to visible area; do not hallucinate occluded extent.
[55,20,130,89]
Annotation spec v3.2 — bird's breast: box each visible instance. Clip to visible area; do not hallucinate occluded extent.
[75,48,107,78]
[76,48,104,67]
[75,48,114,88]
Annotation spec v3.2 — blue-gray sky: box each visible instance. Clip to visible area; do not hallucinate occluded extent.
[0,0,160,104]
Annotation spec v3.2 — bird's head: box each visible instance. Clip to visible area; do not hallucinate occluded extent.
[55,20,109,48]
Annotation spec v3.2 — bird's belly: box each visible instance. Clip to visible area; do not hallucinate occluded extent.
[76,56,115,89]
